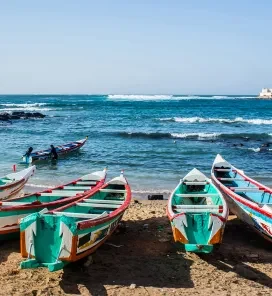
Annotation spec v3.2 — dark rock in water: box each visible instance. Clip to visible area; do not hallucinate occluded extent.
[148,194,164,200]
[0,111,46,121]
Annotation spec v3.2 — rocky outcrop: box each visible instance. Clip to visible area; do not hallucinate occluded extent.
[0,111,46,122]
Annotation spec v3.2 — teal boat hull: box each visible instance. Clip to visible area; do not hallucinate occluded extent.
[184,244,213,253]
[167,168,228,253]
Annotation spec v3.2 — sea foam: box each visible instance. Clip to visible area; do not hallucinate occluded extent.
[159,117,272,125]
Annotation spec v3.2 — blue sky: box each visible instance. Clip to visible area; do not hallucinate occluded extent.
[0,0,271,94]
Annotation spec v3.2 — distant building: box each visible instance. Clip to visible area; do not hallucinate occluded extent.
[259,88,272,98]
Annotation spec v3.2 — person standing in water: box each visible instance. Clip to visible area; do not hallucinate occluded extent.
[50,145,58,160]
[23,147,33,163]
[24,147,33,157]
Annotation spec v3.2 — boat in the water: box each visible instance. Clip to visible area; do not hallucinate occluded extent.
[22,137,88,164]
[0,169,106,240]
[167,168,228,253]
[20,171,131,271]
[212,154,272,242]
[0,166,36,201]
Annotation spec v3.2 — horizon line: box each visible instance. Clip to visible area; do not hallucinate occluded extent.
[0,93,257,96]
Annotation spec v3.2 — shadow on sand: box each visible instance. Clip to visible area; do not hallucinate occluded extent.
[199,216,272,288]
[60,216,194,295]
[0,236,20,264]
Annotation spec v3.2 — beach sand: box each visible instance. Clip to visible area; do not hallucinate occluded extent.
[0,200,271,296]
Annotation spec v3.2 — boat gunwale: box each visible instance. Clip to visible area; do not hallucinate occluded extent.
[0,177,105,212]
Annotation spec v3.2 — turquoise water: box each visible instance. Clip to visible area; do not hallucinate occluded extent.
[0,95,271,197]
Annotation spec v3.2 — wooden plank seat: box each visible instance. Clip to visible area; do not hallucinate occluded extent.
[230,187,264,192]
[174,205,221,209]
[175,193,218,198]
[74,181,97,186]
[99,189,126,193]
[40,190,84,197]
[214,168,232,172]
[174,208,222,213]
[53,212,100,219]
[183,182,208,185]
[2,180,14,184]
[76,202,120,209]
[84,199,124,205]
[1,201,30,206]
[75,211,109,224]
[63,186,92,190]
[218,178,245,181]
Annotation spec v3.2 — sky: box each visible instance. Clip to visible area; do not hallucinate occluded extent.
[0,0,272,95]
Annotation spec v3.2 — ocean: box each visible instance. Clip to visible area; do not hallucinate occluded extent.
[0,95,271,198]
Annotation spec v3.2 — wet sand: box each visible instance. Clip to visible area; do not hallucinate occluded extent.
[0,200,271,296]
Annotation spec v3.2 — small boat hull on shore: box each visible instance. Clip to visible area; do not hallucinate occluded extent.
[22,137,88,164]
[212,154,272,243]
[0,169,106,240]
[167,168,228,253]
[20,172,131,271]
[0,166,36,201]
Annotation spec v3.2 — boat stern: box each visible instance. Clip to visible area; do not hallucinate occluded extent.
[171,212,225,253]
[20,210,76,271]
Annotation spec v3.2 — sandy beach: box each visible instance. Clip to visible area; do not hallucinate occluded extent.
[0,200,271,296]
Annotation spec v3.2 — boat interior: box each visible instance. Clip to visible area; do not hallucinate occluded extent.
[53,184,126,222]
[214,167,272,205]
[172,181,223,214]
[0,177,14,186]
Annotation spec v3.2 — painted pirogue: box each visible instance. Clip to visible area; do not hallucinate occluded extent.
[20,171,131,271]
[22,137,88,164]
[0,166,36,201]
[0,169,106,240]
[167,168,228,253]
[212,154,272,243]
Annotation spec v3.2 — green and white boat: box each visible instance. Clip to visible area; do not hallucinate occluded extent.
[0,166,36,201]
[20,172,131,271]
[167,168,228,253]
[0,169,106,240]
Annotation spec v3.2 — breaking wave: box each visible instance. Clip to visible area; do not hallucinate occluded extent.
[107,94,173,100]
[116,131,272,141]
[159,117,272,125]
[0,103,52,112]
[107,94,257,101]
[171,132,220,139]
[248,147,272,153]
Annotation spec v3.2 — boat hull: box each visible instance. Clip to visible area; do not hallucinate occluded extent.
[22,138,87,164]
[20,212,124,271]
[0,166,36,200]
[212,177,272,243]
[167,168,228,253]
[20,174,131,271]
[0,170,106,239]
[211,154,272,243]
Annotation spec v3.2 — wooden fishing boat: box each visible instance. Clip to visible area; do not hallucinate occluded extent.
[212,154,272,242]
[20,172,131,271]
[22,137,88,164]
[167,168,228,253]
[0,166,36,201]
[0,169,106,240]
